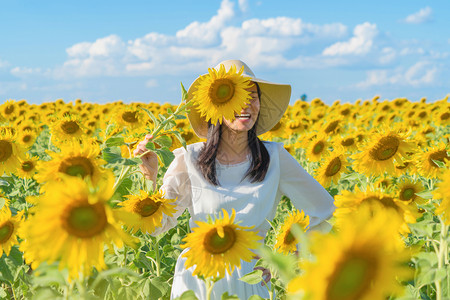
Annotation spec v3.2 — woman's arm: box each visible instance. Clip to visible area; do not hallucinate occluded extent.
[277,143,336,230]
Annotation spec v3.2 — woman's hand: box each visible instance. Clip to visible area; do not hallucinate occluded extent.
[133,134,159,184]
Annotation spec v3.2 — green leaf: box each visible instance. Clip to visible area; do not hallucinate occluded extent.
[150,277,170,298]
[113,177,133,199]
[145,141,156,150]
[431,159,446,168]
[123,157,141,166]
[417,268,447,287]
[239,270,263,285]
[155,148,175,166]
[221,291,240,299]
[105,136,125,147]
[154,135,173,148]
[169,130,187,149]
[248,296,264,300]
[415,190,434,200]
[181,82,188,101]
[176,290,199,300]
[141,107,159,127]
[102,147,123,164]
[0,198,5,210]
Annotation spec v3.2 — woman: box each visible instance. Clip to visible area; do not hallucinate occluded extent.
[134,60,335,299]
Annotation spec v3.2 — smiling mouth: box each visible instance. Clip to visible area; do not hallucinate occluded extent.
[235,113,251,120]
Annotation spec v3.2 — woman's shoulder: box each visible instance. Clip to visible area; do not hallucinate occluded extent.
[172,142,204,160]
[261,140,284,154]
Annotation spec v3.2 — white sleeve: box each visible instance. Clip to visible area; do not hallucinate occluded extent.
[277,143,335,231]
[151,147,193,236]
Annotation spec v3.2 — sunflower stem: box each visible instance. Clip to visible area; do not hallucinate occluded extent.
[205,277,215,300]
[154,238,161,277]
[435,216,448,300]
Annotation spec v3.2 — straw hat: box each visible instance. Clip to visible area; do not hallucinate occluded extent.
[186,59,291,139]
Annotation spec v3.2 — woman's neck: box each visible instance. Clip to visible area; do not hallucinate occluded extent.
[217,126,249,164]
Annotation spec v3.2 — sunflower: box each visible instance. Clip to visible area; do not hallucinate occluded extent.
[16,155,39,179]
[288,203,412,300]
[17,130,37,148]
[352,128,416,177]
[120,190,177,234]
[114,106,145,130]
[274,210,310,255]
[191,64,253,126]
[0,128,26,176]
[19,174,137,280]
[35,140,107,185]
[0,100,18,121]
[414,142,450,179]
[333,186,419,234]
[305,132,331,162]
[50,114,86,141]
[181,209,261,278]
[315,147,350,188]
[434,167,450,223]
[0,203,24,256]
[396,178,426,205]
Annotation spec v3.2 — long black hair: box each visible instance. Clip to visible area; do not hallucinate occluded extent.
[196,83,270,186]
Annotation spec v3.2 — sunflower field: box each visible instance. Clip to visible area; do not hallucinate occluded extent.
[0,93,449,300]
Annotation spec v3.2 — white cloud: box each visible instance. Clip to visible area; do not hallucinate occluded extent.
[403,7,432,24]
[175,0,234,46]
[356,61,438,88]
[323,22,378,56]
[10,67,43,77]
[379,47,396,64]
[48,0,349,78]
[238,0,249,12]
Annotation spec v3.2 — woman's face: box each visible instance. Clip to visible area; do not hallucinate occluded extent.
[222,83,260,132]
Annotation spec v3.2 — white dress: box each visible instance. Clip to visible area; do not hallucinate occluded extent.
[152,141,335,300]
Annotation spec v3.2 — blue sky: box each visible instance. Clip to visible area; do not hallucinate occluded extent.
[1,0,449,105]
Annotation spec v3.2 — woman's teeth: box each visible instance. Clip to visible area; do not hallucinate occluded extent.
[235,114,251,119]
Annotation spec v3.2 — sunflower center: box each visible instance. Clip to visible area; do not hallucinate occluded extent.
[325,157,342,177]
[204,226,236,254]
[22,135,32,143]
[122,111,138,123]
[135,198,162,217]
[21,161,35,172]
[324,121,339,134]
[0,140,13,162]
[5,105,14,115]
[369,136,400,161]
[283,229,296,245]
[341,138,355,147]
[326,254,375,300]
[400,187,415,201]
[313,142,324,154]
[59,157,94,178]
[62,202,107,238]
[61,121,80,134]
[209,79,235,104]
[0,221,14,243]
[440,112,449,121]
[429,150,449,168]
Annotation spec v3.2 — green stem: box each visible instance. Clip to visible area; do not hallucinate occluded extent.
[435,216,448,300]
[205,277,215,300]
[154,239,161,277]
